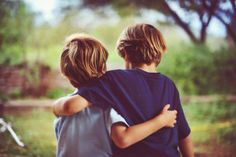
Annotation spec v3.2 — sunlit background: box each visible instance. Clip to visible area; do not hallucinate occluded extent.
[0,0,236,157]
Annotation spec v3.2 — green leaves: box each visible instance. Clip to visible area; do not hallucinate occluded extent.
[159,44,236,94]
[0,1,34,65]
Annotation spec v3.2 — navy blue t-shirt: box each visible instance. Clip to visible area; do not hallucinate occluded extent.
[78,69,190,157]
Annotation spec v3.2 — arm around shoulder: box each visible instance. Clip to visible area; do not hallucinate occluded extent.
[52,95,91,116]
[111,105,177,149]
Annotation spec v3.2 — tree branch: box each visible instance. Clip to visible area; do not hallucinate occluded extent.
[163,1,200,43]
[202,0,236,44]
[230,0,236,14]
[199,0,218,42]
[214,13,236,44]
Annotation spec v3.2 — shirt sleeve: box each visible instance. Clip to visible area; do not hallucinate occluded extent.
[76,72,116,109]
[110,108,129,126]
[54,117,61,140]
[174,87,191,140]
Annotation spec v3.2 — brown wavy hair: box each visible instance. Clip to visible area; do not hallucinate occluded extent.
[60,33,108,88]
[117,24,167,66]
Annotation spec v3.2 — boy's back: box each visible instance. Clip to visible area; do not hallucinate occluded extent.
[55,106,112,157]
[55,103,129,157]
[78,69,191,157]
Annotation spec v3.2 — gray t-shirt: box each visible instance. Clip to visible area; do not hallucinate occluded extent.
[55,106,128,157]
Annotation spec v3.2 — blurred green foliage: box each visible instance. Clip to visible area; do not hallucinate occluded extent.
[8,87,22,98]
[159,44,236,94]
[184,101,236,151]
[46,88,73,99]
[184,101,236,123]
[0,1,34,65]
[218,123,236,148]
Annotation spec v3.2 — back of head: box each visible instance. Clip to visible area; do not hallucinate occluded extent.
[117,23,167,66]
[60,33,108,88]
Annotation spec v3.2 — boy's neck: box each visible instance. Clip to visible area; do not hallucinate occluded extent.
[135,63,157,73]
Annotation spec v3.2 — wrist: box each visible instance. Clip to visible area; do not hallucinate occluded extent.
[154,114,166,127]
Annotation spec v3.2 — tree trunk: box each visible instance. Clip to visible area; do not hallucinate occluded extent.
[214,14,236,45]
[163,1,203,44]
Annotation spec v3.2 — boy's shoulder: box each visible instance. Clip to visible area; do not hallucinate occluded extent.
[160,74,178,90]
[105,69,130,75]
[104,69,176,85]
[160,73,175,84]
[101,69,134,79]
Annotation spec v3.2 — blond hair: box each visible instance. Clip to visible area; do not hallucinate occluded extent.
[60,33,108,88]
[117,24,167,66]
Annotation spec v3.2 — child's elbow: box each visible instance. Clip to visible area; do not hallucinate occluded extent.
[63,100,77,115]
[52,97,76,116]
[113,136,132,149]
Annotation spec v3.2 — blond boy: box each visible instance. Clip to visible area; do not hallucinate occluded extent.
[54,33,178,157]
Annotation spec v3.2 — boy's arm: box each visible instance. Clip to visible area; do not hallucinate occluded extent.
[179,134,194,157]
[173,85,193,155]
[53,95,91,116]
[111,105,177,148]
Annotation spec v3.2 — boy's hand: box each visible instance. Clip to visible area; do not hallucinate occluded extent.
[158,104,177,128]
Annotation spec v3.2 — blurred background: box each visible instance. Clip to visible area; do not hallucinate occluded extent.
[0,0,236,156]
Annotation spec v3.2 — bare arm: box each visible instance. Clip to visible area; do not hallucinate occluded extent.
[52,95,91,116]
[179,134,194,157]
[111,105,177,148]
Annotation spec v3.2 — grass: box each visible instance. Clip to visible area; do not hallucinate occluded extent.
[0,109,56,157]
[0,101,236,157]
[183,101,236,156]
